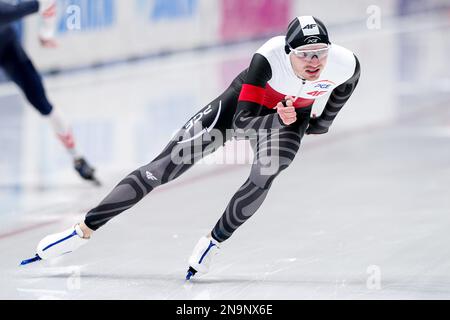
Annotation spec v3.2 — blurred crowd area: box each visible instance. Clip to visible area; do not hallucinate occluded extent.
[0,0,449,74]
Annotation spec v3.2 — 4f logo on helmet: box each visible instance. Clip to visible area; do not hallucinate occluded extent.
[302,24,317,30]
[304,36,320,44]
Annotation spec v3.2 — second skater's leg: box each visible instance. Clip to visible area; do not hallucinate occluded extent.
[0,39,98,183]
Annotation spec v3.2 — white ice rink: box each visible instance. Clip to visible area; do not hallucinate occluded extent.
[1,13,450,299]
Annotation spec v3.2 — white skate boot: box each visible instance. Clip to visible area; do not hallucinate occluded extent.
[186,236,220,280]
[20,224,89,265]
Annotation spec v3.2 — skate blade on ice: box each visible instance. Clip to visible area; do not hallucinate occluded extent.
[19,225,89,266]
[186,236,220,280]
[20,254,42,266]
[74,157,101,186]
[186,267,197,280]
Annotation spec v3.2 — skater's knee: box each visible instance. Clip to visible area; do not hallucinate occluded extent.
[137,163,166,188]
[138,152,190,186]
[39,105,53,116]
[29,96,53,115]
[250,164,289,190]
[250,156,292,190]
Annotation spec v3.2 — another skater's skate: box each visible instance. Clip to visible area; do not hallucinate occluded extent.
[74,157,101,186]
[0,1,99,187]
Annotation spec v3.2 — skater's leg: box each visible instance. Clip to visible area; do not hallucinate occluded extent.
[0,40,53,116]
[211,114,311,243]
[0,40,99,182]
[1,41,76,153]
[22,75,242,264]
[186,111,311,278]
[84,87,239,231]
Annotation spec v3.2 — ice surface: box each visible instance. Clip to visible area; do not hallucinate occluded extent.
[0,14,449,300]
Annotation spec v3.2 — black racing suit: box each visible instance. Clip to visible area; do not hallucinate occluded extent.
[85,52,361,243]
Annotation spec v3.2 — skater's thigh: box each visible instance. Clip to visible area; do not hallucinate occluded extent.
[156,85,239,157]
[248,125,305,189]
[0,40,53,115]
[141,86,239,184]
[1,41,36,86]
[251,108,310,162]
[180,84,239,137]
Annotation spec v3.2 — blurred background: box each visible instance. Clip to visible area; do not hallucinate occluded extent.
[1,0,450,299]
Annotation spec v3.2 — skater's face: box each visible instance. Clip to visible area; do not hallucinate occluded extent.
[289,43,329,81]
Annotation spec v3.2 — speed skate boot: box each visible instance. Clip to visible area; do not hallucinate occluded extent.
[74,157,101,186]
[186,236,220,280]
[20,224,89,265]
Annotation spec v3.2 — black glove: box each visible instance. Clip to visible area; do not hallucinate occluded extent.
[306,117,329,135]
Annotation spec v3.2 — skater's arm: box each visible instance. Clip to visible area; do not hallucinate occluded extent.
[0,0,39,25]
[233,54,286,131]
[306,55,361,135]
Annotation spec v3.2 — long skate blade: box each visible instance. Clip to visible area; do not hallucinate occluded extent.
[186,267,197,281]
[91,177,102,187]
[20,254,42,266]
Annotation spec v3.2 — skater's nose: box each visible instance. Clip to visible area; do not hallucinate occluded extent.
[309,56,321,66]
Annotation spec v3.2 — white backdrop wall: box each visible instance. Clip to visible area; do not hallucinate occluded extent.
[21,0,402,71]
[1,0,448,185]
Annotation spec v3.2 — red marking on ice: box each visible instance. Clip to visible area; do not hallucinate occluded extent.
[0,219,60,240]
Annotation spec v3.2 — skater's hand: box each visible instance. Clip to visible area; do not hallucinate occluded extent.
[275,96,297,126]
[306,115,329,135]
